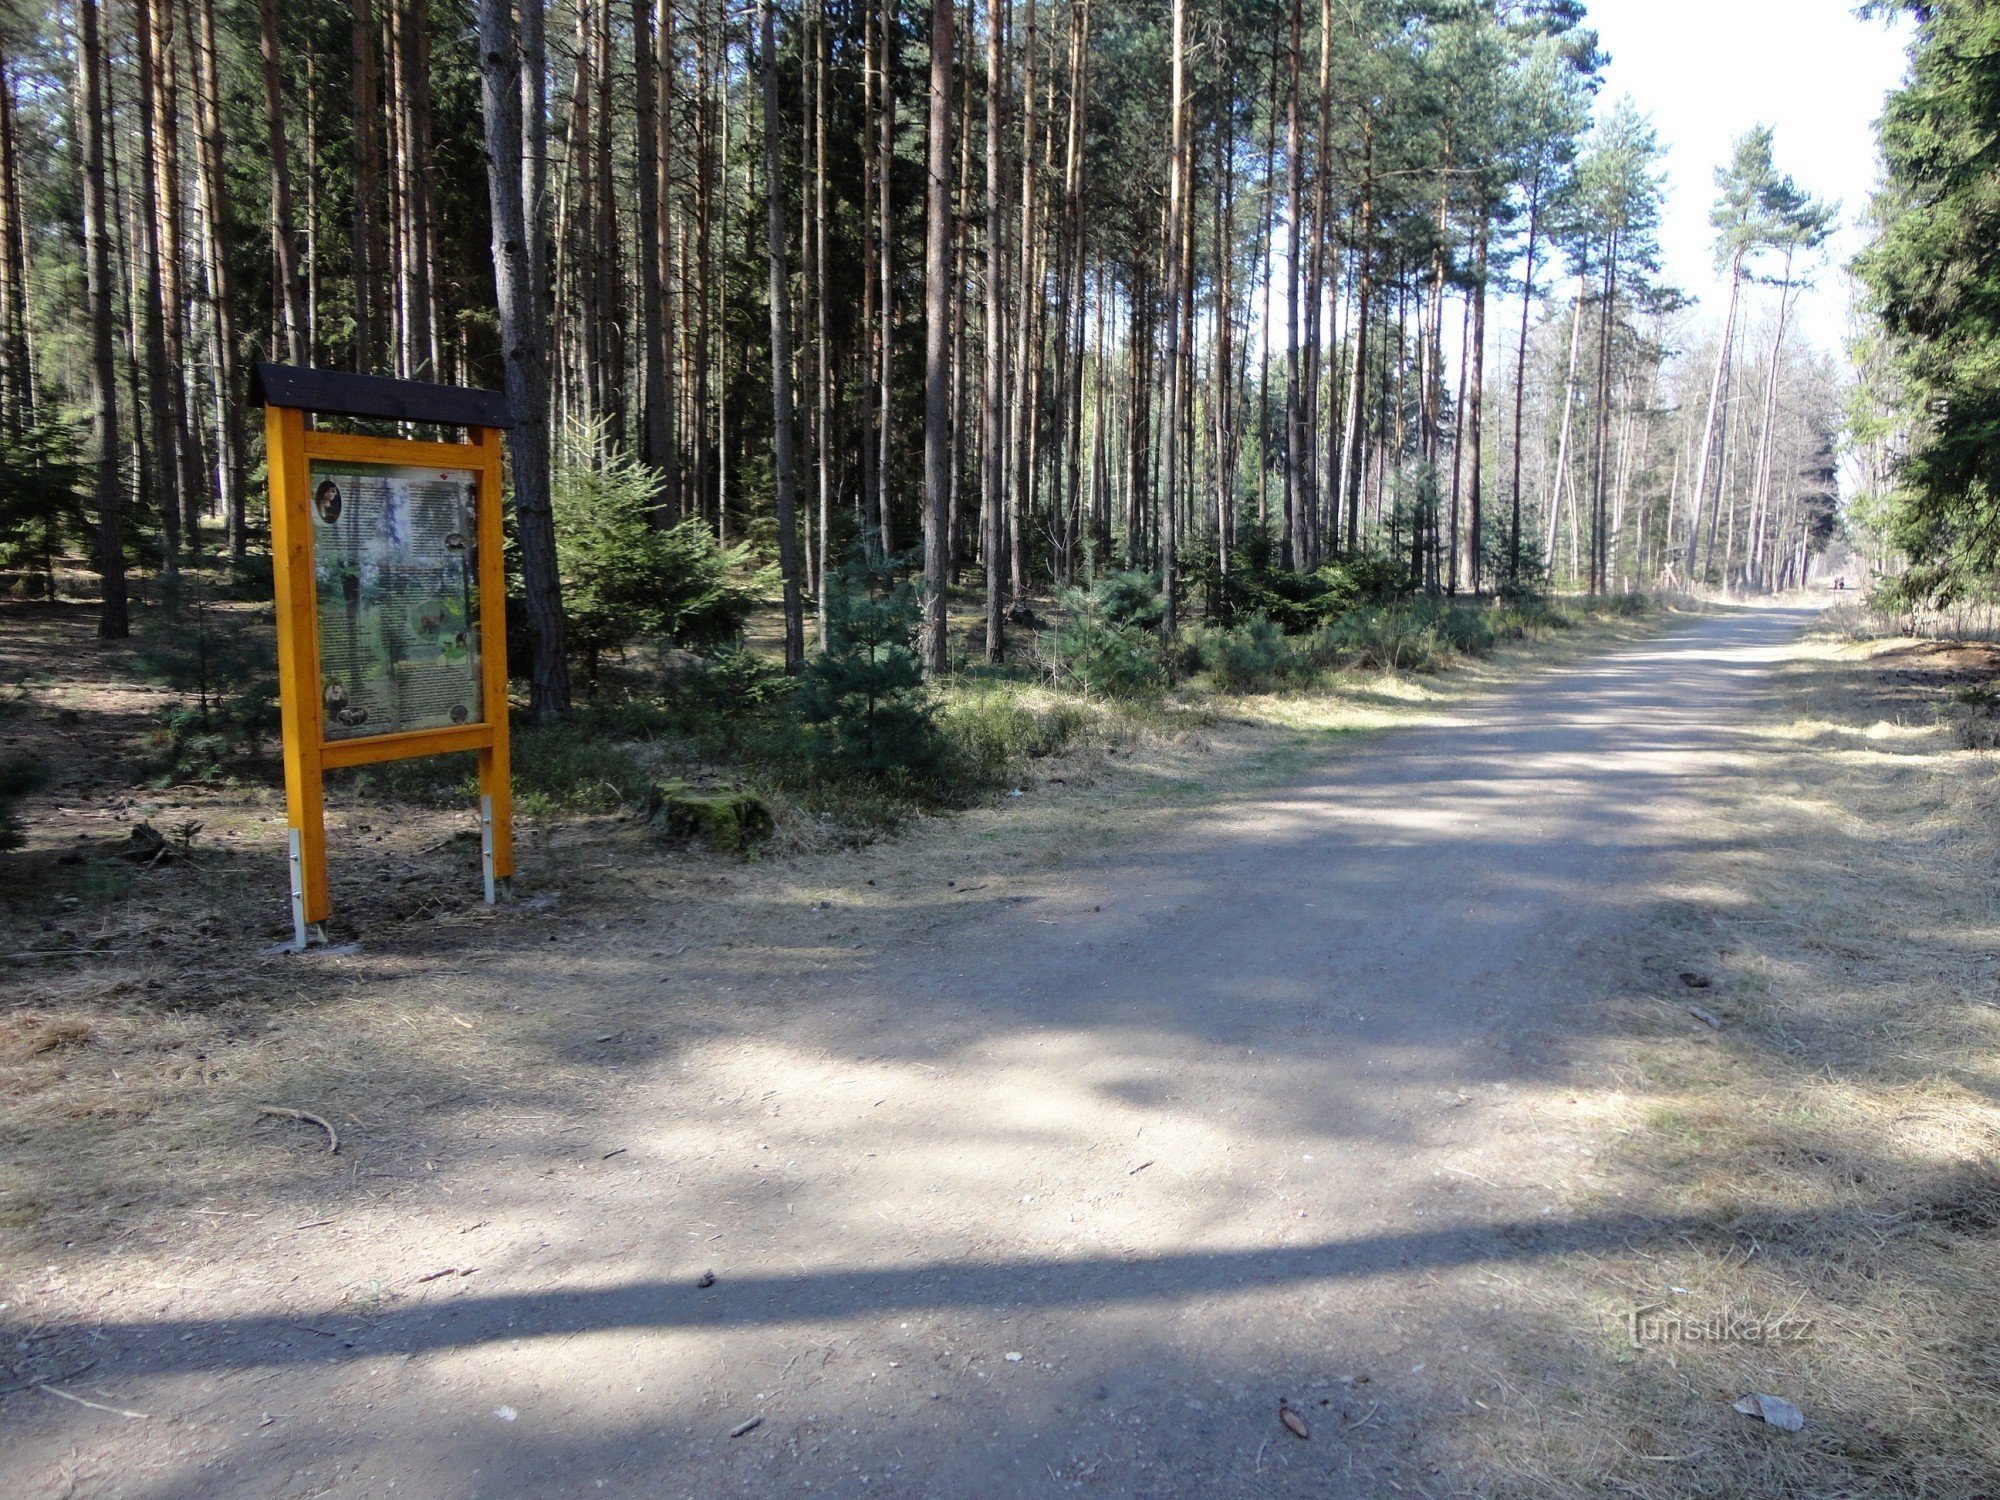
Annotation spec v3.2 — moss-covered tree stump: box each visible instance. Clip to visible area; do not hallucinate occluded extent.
[644,779,773,852]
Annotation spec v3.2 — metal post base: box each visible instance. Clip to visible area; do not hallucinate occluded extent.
[480,795,497,904]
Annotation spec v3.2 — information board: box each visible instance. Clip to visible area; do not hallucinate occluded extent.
[308,462,483,740]
[256,361,514,951]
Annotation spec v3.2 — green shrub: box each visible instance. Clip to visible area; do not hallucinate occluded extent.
[1328,607,1447,672]
[131,594,280,781]
[939,687,1095,779]
[1086,570,1167,630]
[1433,603,1497,655]
[673,647,793,718]
[553,436,767,682]
[1189,613,1300,692]
[1497,598,1578,636]
[1307,552,1411,619]
[796,543,951,787]
[1050,571,1171,696]
[0,413,87,596]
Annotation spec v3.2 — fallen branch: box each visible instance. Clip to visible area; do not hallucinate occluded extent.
[37,1383,148,1419]
[258,1105,339,1155]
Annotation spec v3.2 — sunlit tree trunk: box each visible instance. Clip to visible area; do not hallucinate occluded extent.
[757,0,806,670]
[982,0,1006,661]
[0,47,31,434]
[133,0,182,578]
[921,0,955,673]
[79,0,128,638]
[1159,0,1185,633]
[1684,247,1744,581]
[476,0,572,718]
[190,0,246,556]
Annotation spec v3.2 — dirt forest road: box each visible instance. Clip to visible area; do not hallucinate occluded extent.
[7,605,1816,1498]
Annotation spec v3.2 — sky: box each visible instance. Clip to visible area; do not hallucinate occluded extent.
[1584,0,1915,354]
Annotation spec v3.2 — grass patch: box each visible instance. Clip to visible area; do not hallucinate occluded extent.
[1450,622,2000,1497]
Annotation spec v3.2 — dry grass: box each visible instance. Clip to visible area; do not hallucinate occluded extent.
[1450,624,2000,1498]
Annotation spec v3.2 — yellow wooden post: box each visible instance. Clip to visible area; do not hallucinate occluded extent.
[474,424,514,897]
[265,404,331,943]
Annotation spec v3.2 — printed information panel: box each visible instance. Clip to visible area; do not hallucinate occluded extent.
[308,461,483,740]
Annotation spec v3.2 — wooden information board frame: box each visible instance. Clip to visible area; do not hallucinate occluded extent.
[254,362,514,950]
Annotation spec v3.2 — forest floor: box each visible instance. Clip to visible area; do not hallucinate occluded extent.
[4,594,1999,1497]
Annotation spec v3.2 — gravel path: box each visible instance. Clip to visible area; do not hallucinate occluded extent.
[3,606,1812,1498]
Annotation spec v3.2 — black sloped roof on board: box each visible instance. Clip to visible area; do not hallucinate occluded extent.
[250,362,512,430]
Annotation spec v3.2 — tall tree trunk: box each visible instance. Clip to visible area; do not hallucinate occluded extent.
[79,0,128,638]
[813,0,832,637]
[1746,247,1796,590]
[593,0,623,446]
[0,46,31,434]
[921,0,955,674]
[1303,0,1333,567]
[1466,219,1488,594]
[948,23,972,584]
[1684,250,1743,580]
[1007,0,1036,597]
[476,0,572,719]
[1588,232,1617,593]
[876,0,895,551]
[1280,0,1301,569]
[982,0,1006,661]
[1213,103,1235,573]
[1159,0,1185,632]
[1544,267,1587,578]
[635,0,670,492]
[152,0,202,553]
[1337,113,1374,556]
[1255,30,1277,536]
[1508,166,1544,585]
[351,0,382,372]
[133,0,182,579]
[861,0,878,541]
[693,0,716,520]
[1050,0,1086,581]
[758,0,807,670]
[190,0,246,557]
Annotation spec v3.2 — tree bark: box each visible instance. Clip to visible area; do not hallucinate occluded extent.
[1588,232,1617,592]
[813,0,832,637]
[1684,250,1743,580]
[1508,165,1544,586]
[78,0,128,638]
[133,0,182,578]
[876,0,895,551]
[1008,0,1036,597]
[1159,0,1185,633]
[351,0,382,372]
[190,0,247,557]
[982,0,1006,661]
[0,46,31,434]
[1466,219,1488,593]
[476,0,572,719]
[757,0,807,670]
[635,0,670,495]
[1281,0,1301,569]
[921,0,955,674]
[1338,114,1374,557]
